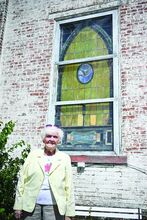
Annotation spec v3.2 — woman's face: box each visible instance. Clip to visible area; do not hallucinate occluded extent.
[43,128,60,153]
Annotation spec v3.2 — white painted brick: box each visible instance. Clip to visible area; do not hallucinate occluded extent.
[0,0,146,211]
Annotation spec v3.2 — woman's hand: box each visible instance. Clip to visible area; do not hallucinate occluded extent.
[14,210,22,219]
[65,216,72,220]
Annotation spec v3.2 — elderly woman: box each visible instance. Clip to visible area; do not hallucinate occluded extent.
[14,125,75,220]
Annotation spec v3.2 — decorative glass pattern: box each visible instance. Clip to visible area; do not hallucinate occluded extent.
[77,63,94,84]
[56,103,113,127]
[56,14,114,151]
[59,15,112,61]
[58,60,113,101]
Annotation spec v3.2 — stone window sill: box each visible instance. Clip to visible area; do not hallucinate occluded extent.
[70,155,127,165]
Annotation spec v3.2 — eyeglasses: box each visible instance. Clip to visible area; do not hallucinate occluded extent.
[46,124,60,129]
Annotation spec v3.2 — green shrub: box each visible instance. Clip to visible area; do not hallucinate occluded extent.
[0,120,30,220]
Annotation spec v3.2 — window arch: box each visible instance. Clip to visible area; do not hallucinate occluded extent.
[60,17,112,61]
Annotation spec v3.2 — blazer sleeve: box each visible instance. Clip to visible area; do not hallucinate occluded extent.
[64,155,75,217]
[13,152,32,210]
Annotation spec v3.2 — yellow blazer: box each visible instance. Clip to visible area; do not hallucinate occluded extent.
[13,149,75,216]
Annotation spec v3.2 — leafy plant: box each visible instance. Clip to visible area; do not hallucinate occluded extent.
[0,120,30,220]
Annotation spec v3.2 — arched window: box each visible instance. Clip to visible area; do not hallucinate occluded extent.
[52,11,119,153]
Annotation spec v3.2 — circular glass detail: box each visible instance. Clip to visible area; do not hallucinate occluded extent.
[77,63,94,84]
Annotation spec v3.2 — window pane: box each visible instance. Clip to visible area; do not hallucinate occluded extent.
[57,60,113,101]
[60,15,112,61]
[56,103,113,151]
[56,103,113,127]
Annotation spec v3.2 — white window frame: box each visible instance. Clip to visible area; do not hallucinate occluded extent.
[48,10,120,156]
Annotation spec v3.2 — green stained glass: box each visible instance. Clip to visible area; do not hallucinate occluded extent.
[60,15,112,61]
[60,105,83,127]
[58,60,112,101]
[57,103,112,127]
[64,27,109,60]
[56,15,113,150]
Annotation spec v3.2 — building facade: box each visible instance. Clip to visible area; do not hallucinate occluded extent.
[0,0,147,215]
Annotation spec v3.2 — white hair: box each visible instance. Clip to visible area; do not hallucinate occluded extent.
[41,125,64,143]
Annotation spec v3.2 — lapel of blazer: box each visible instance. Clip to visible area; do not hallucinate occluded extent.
[36,149,45,173]
[49,150,62,175]
[36,149,62,175]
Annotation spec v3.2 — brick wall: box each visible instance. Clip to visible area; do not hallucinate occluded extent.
[0,0,54,147]
[120,1,147,155]
[0,0,8,54]
[0,0,147,210]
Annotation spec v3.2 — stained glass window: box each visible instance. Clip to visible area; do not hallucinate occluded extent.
[54,12,119,152]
